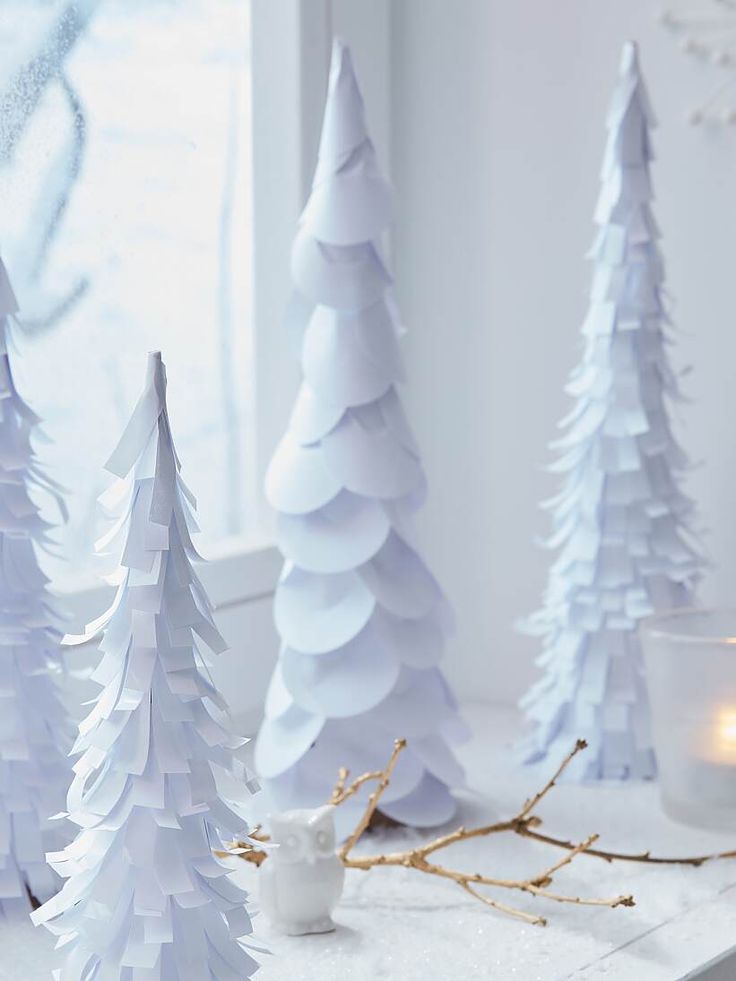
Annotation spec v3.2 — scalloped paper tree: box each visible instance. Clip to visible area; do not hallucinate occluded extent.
[520,42,704,781]
[32,352,262,979]
[0,258,72,917]
[255,39,467,831]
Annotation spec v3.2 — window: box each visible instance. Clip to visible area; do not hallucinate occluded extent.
[0,0,254,585]
[0,0,390,723]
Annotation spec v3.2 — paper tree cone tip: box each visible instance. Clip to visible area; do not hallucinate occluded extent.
[146,350,167,395]
[105,353,169,477]
[315,37,369,184]
[147,350,164,379]
[331,36,351,70]
[332,36,348,56]
[328,36,360,102]
[621,40,640,73]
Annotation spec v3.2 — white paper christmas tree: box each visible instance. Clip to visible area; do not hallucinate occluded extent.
[255,39,467,830]
[0,258,72,917]
[32,352,262,979]
[520,42,704,780]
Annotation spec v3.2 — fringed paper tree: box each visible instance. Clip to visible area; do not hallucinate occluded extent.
[520,42,704,781]
[32,352,262,980]
[0,258,72,917]
[255,39,467,831]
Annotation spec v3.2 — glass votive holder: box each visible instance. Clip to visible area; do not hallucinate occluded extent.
[640,608,736,830]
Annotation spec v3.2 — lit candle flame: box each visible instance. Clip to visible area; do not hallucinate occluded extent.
[718,709,736,747]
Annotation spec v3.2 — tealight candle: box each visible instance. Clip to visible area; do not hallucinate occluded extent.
[705,708,736,764]
[641,610,736,830]
[682,707,736,816]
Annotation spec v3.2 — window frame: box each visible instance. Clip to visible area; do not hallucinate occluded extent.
[59,0,391,649]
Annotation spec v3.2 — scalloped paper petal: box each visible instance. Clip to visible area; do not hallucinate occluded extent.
[254,704,325,779]
[377,387,418,453]
[302,302,397,408]
[365,667,453,739]
[281,624,399,717]
[289,383,344,446]
[379,772,457,827]
[274,564,375,654]
[301,170,392,246]
[306,720,425,804]
[265,432,341,514]
[412,733,467,788]
[284,290,315,358]
[277,490,389,574]
[321,410,424,499]
[378,608,445,669]
[442,714,474,746]
[262,765,317,812]
[356,310,405,387]
[381,491,429,555]
[360,531,443,619]
[263,660,293,720]
[291,233,390,311]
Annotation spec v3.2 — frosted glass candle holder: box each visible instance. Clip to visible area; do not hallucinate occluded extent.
[641,609,736,830]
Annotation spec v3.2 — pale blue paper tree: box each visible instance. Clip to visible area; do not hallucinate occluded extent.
[520,42,704,780]
[0,258,72,917]
[255,40,467,830]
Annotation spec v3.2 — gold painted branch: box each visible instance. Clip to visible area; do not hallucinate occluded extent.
[224,737,735,926]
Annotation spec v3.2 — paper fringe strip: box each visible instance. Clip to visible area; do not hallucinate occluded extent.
[255,39,468,831]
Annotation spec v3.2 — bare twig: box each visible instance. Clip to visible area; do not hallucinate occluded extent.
[518,827,736,868]
[340,739,406,861]
[529,833,600,886]
[334,738,631,922]
[226,736,733,927]
[330,767,349,804]
[343,833,632,919]
[459,882,546,926]
[330,766,389,807]
[517,738,588,820]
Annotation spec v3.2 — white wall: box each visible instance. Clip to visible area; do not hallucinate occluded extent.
[388,1,736,705]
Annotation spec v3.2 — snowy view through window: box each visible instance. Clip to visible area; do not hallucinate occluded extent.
[0,0,253,584]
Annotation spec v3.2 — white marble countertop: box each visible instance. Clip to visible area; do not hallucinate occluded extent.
[2,702,735,980]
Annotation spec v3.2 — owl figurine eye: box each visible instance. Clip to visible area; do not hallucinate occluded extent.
[313,818,335,855]
[268,817,307,864]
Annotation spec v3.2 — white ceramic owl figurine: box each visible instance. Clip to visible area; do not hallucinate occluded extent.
[259,804,346,936]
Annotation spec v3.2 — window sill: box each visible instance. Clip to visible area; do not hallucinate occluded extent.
[232,702,736,981]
